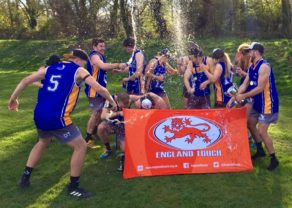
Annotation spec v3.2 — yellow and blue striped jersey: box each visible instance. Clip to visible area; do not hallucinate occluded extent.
[248,59,279,114]
[85,51,107,98]
[34,62,81,130]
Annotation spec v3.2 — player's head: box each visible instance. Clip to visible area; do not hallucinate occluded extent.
[45,55,61,66]
[63,49,89,66]
[92,38,105,55]
[116,93,130,109]
[123,37,135,53]
[248,42,264,63]
[188,43,203,63]
[158,48,171,63]
[212,48,232,78]
[235,43,250,71]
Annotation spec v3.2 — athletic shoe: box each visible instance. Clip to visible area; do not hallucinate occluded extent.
[251,150,266,160]
[18,177,30,188]
[87,140,101,149]
[267,157,279,171]
[67,187,93,198]
[99,149,113,159]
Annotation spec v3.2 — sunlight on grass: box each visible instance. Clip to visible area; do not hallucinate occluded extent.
[27,173,70,208]
[0,129,36,159]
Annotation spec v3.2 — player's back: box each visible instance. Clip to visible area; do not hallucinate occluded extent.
[34,61,81,130]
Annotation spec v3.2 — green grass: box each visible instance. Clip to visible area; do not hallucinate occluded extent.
[0,38,291,208]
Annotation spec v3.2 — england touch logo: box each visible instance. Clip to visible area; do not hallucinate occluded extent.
[150,116,223,150]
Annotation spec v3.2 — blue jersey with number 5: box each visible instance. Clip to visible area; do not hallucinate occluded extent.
[34,62,81,130]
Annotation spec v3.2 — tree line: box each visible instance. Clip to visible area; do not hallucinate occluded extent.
[0,0,291,40]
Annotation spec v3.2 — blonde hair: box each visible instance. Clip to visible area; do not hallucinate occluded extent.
[223,53,232,79]
[237,43,250,53]
[237,43,250,72]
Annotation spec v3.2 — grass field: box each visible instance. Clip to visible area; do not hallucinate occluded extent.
[0,38,291,208]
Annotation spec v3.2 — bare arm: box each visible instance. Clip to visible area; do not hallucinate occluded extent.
[8,67,47,111]
[91,54,119,71]
[100,107,122,120]
[127,52,144,81]
[184,61,194,94]
[236,64,270,101]
[203,63,222,83]
[76,67,117,111]
[237,74,250,94]
[165,62,178,75]
[148,92,168,109]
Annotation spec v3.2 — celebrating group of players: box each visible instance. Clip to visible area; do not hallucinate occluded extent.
[8,37,279,198]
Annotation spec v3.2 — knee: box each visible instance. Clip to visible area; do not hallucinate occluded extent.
[38,139,50,149]
[98,123,107,135]
[79,139,87,151]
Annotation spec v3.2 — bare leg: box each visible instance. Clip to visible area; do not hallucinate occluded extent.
[26,138,51,167]
[183,97,188,109]
[258,123,275,154]
[67,135,87,177]
[162,94,171,109]
[86,110,98,134]
[98,122,113,159]
[98,122,110,145]
[247,116,261,143]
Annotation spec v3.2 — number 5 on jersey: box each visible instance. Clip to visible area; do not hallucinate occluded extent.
[48,75,62,91]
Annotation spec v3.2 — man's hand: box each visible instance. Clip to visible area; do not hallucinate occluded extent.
[235,94,246,103]
[226,97,236,108]
[199,82,208,90]
[122,77,129,84]
[8,98,19,111]
[118,63,128,70]
[187,88,195,94]
[109,101,117,112]
[235,67,247,77]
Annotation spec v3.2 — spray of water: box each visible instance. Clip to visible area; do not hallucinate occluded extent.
[130,0,137,42]
[172,0,187,57]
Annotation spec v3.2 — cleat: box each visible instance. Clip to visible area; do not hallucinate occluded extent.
[87,140,101,149]
[99,149,113,159]
[67,187,93,198]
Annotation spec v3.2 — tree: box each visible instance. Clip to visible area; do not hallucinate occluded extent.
[150,0,168,38]
[120,0,133,37]
[282,0,292,37]
[109,0,119,37]
[18,0,42,29]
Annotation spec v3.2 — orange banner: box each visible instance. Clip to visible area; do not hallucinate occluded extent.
[123,108,253,179]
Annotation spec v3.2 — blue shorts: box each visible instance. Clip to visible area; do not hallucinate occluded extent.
[249,108,279,124]
[37,124,81,143]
